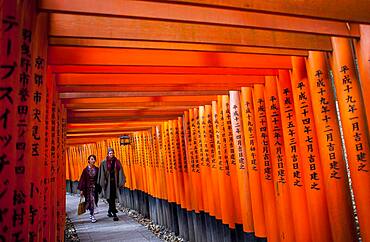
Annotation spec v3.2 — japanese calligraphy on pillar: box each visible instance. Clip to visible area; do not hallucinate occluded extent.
[279,85,302,187]
[12,10,34,240]
[0,2,19,241]
[307,51,356,242]
[295,80,322,190]
[254,86,272,181]
[339,64,368,172]
[265,83,286,184]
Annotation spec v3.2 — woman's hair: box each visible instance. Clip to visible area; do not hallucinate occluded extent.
[88,154,97,161]
[107,147,114,154]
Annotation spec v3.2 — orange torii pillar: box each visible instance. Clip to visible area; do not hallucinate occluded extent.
[353,25,370,135]
[0,1,19,240]
[264,76,295,242]
[240,87,266,239]
[277,70,311,242]
[253,84,280,242]
[306,51,357,241]
[330,37,370,242]
[290,56,332,242]
[229,91,254,235]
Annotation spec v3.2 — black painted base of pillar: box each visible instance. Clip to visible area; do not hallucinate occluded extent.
[119,188,267,242]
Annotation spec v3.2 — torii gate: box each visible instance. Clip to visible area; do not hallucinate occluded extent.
[0,0,369,241]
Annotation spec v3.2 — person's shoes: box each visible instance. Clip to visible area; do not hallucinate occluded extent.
[89,215,92,219]
[113,215,119,221]
[107,212,113,217]
[91,216,97,223]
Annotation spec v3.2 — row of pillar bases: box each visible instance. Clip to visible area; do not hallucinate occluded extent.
[66,180,267,242]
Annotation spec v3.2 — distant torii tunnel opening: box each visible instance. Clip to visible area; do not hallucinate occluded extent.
[0,0,369,242]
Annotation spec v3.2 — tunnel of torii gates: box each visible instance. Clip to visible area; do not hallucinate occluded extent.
[0,0,369,242]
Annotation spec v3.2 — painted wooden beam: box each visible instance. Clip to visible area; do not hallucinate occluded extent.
[40,0,360,36]
[49,37,309,56]
[57,84,252,93]
[49,14,332,51]
[64,102,209,109]
[55,74,266,85]
[60,90,229,98]
[48,47,292,68]
[50,65,279,75]
[68,115,181,123]
[156,0,369,23]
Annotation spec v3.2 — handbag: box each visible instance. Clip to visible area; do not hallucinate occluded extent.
[77,196,86,215]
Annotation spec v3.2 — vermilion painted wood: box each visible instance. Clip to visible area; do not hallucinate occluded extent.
[56,73,266,85]
[49,13,332,51]
[49,37,309,56]
[160,0,370,23]
[51,66,280,75]
[40,0,360,36]
[48,46,292,68]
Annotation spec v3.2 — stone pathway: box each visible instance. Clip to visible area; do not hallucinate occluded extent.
[66,194,163,242]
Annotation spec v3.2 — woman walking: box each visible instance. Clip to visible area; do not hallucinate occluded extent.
[78,154,99,223]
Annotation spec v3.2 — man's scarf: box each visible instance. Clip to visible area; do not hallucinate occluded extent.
[106,156,121,171]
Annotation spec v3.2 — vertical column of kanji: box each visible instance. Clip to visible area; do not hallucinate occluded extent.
[211,101,228,221]
[60,105,67,235]
[222,95,242,227]
[42,67,53,241]
[147,131,155,197]
[156,125,166,201]
[178,117,191,212]
[253,84,280,242]
[183,111,196,212]
[197,107,209,214]
[49,74,57,241]
[290,56,332,242]
[0,1,20,241]
[187,110,200,213]
[169,121,180,206]
[240,87,266,238]
[215,97,235,228]
[133,135,141,191]
[136,134,143,192]
[164,122,175,204]
[200,106,215,217]
[142,133,149,195]
[151,127,159,199]
[353,25,370,134]
[56,100,64,241]
[147,132,153,196]
[264,76,295,242]
[160,124,169,202]
[229,91,254,233]
[204,105,221,221]
[276,70,311,242]
[174,120,185,209]
[307,51,357,241]
[29,12,47,241]
[193,108,205,213]
[12,0,36,240]
[211,100,228,226]
[330,37,370,242]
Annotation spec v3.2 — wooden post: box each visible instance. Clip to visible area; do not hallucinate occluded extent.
[0,0,20,240]
[229,91,254,233]
[330,37,370,242]
[253,84,280,242]
[277,70,312,242]
[264,76,296,241]
[306,51,357,241]
[240,87,266,238]
[290,56,332,242]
